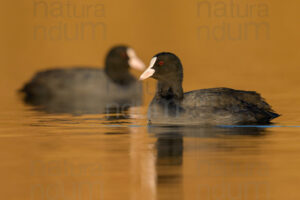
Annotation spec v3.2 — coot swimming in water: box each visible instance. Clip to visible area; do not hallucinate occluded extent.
[139,52,279,126]
[20,45,145,114]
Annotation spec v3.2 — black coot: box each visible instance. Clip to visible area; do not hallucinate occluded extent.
[20,45,145,114]
[139,52,280,125]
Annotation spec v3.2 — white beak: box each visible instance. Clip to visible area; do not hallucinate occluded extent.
[139,57,157,80]
[127,48,145,71]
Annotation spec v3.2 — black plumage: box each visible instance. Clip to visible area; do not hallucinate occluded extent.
[140,52,279,125]
[20,45,144,114]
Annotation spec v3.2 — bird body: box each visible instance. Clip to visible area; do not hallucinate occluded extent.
[22,67,141,101]
[140,52,279,126]
[148,87,279,125]
[20,46,145,114]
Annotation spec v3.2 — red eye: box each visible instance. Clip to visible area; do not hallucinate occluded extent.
[121,52,127,58]
[158,61,164,66]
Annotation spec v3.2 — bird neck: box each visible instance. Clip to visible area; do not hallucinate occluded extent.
[156,80,184,101]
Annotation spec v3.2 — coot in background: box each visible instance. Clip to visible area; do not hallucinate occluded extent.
[20,45,145,115]
[140,52,279,125]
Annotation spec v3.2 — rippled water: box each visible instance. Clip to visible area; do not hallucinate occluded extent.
[0,86,299,200]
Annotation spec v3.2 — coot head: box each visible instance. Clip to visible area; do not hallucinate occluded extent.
[139,52,183,83]
[105,45,145,84]
[140,52,184,100]
[105,45,145,71]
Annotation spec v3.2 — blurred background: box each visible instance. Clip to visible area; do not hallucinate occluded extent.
[0,0,300,200]
[1,0,299,106]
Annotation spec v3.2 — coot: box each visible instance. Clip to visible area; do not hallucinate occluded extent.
[20,45,145,114]
[139,52,280,125]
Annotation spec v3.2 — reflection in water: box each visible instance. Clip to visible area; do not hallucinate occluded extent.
[156,133,183,166]
[104,114,132,135]
[155,132,183,200]
[147,126,267,200]
[149,126,266,138]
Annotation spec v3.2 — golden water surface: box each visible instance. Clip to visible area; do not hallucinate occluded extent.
[1,0,300,199]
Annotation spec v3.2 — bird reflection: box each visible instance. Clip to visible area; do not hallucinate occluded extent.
[149,125,266,138]
[156,133,183,166]
[147,125,266,200]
